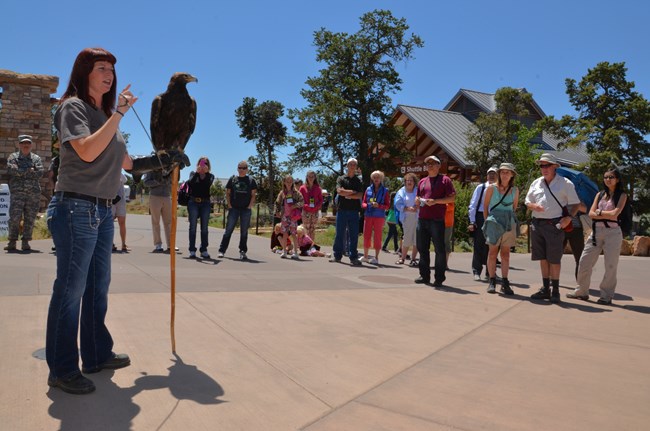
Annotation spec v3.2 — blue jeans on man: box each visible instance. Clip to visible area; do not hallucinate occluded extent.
[45,196,115,380]
[417,218,447,284]
[219,207,252,254]
[188,200,212,253]
[333,209,360,261]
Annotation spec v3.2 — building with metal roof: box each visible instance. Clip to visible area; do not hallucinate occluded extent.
[385,88,588,181]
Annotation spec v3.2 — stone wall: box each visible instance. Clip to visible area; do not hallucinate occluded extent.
[0,69,59,210]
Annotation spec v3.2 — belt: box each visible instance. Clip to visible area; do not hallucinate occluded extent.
[193,197,209,203]
[532,217,561,225]
[57,191,112,207]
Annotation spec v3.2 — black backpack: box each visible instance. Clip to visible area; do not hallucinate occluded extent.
[597,190,633,236]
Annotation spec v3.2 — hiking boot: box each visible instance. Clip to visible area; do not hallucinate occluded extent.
[550,288,561,304]
[531,286,551,301]
[487,278,497,294]
[4,240,17,251]
[48,373,95,395]
[21,240,31,251]
[500,278,514,295]
[82,353,131,374]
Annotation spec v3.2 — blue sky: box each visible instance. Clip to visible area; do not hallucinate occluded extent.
[3,0,649,182]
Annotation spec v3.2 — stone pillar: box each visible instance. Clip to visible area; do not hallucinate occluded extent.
[0,69,59,210]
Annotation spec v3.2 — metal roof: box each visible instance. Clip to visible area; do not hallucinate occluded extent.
[398,104,476,168]
[396,103,590,168]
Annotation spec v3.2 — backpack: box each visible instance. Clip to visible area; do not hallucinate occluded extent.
[177,181,191,206]
[597,190,633,236]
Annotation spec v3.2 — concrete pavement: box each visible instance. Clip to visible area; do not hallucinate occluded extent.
[1,214,649,430]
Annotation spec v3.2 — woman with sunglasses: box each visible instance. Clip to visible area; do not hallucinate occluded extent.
[567,167,627,305]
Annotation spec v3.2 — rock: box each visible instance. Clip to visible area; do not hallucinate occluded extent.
[632,236,650,256]
[620,239,633,256]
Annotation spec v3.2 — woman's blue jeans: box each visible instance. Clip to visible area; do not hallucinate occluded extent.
[188,200,211,252]
[45,195,115,379]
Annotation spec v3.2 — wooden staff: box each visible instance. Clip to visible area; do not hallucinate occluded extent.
[170,165,179,353]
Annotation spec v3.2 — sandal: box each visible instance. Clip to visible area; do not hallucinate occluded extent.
[121,245,130,253]
[395,258,404,264]
[409,259,419,267]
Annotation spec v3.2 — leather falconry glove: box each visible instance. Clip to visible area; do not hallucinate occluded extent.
[128,150,191,175]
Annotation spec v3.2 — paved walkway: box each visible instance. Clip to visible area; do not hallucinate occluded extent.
[1,214,649,430]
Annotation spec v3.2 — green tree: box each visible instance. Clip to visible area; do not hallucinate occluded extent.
[289,9,423,178]
[561,61,650,203]
[465,87,535,176]
[235,97,288,209]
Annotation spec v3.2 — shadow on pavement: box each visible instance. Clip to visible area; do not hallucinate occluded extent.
[47,353,225,430]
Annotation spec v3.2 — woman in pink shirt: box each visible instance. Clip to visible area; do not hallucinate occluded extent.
[299,170,323,243]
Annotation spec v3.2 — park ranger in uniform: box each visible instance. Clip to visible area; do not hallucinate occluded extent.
[4,135,44,251]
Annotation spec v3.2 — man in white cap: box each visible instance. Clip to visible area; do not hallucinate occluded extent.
[4,135,44,252]
[525,153,580,303]
[468,166,498,280]
[330,158,364,266]
[415,155,456,286]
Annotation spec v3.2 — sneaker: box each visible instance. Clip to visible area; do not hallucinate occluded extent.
[153,246,164,253]
[290,254,300,260]
[200,251,211,259]
[487,278,497,294]
[240,251,247,260]
[280,252,288,259]
[350,259,362,266]
[550,288,561,303]
[381,248,389,253]
[369,257,378,265]
[217,251,225,258]
[358,256,368,263]
[48,373,96,395]
[531,287,550,300]
[500,279,514,296]
[329,256,341,263]
[414,276,430,284]
[21,241,31,251]
[566,292,589,301]
[473,273,481,281]
[189,251,196,259]
[82,353,131,374]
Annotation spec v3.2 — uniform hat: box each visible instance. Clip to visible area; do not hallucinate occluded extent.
[487,166,498,174]
[18,135,33,144]
[346,158,358,165]
[424,155,441,164]
[498,162,516,174]
[536,153,559,166]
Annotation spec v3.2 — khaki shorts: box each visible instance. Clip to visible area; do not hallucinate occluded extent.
[494,226,516,248]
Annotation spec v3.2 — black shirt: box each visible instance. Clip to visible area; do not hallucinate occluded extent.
[336,174,363,211]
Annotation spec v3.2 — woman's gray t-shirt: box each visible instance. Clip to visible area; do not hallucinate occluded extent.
[54,97,126,199]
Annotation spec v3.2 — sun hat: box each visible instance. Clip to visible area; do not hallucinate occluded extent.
[536,153,559,166]
[498,162,517,174]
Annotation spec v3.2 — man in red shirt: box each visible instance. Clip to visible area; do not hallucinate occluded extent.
[415,155,456,287]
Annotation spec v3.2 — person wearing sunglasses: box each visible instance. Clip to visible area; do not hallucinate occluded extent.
[218,161,258,260]
[525,153,580,303]
[566,167,627,305]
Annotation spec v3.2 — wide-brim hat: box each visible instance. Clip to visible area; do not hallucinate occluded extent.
[535,153,559,166]
[424,155,441,164]
[498,162,516,174]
